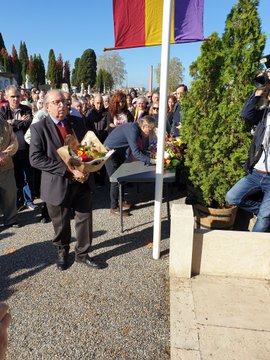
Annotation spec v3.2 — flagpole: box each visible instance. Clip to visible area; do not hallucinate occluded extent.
[149,65,153,93]
[153,0,172,260]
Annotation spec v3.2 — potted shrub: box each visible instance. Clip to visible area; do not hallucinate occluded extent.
[180,0,266,229]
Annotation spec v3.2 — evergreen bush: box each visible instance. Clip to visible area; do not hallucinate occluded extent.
[181,0,266,208]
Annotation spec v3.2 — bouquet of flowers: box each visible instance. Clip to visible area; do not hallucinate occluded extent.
[149,136,184,170]
[57,131,114,173]
[69,144,106,163]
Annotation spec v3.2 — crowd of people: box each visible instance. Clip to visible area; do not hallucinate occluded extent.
[0,84,187,222]
[0,83,187,268]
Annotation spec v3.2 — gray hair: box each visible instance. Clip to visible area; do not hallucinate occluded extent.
[137,96,147,105]
[5,85,19,95]
[44,89,64,107]
[138,115,156,129]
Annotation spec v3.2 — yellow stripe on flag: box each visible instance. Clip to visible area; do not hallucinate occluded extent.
[170,0,175,44]
[145,0,175,46]
[145,0,163,46]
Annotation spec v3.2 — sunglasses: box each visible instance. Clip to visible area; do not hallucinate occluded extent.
[153,107,159,110]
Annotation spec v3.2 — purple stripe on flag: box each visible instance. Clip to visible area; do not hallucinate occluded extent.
[174,0,204,43]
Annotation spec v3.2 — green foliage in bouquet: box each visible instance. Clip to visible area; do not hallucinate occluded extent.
[181,0,266,208]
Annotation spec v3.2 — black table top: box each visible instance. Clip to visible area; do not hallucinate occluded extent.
[110,160,176,183]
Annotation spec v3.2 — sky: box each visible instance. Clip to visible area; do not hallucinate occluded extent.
[1,0,269,90]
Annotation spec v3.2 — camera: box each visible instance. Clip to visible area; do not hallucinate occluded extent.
[254,54,270,89]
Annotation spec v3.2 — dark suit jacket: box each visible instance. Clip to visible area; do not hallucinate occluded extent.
[29,115,94,206]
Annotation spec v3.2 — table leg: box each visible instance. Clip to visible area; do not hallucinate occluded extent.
[165,183,171,223]
[119,182,123,233]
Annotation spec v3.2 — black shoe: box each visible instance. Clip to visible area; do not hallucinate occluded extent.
[57,253,69,271]
[75,255,102,269]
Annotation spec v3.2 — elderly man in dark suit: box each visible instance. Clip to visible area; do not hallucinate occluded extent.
[29,90,102,270]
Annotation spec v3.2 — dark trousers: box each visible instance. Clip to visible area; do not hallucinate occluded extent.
[105,148,127,208]
[13,150,34,206]
[94,165,107,185]
[46,182,93,259]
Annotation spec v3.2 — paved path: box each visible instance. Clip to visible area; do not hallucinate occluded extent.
[171,275,270,360]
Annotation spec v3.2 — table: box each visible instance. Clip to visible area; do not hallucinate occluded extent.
[110,160,176,232]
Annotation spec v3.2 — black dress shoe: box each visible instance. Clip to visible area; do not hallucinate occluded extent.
[57,253,69,271]
[75,255,102,269]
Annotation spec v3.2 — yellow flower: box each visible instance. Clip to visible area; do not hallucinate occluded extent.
[77,150,83,156]
[166,159,171,165]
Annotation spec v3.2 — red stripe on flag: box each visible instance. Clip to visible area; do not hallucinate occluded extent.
[113,0,145,49]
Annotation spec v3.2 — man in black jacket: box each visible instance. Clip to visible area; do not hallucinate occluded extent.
[30,90,102,270]
[0,85,37,211]
[226,84,270,232]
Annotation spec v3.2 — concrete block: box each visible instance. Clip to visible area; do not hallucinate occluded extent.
[192,230,270,279]
[170,204,194,278]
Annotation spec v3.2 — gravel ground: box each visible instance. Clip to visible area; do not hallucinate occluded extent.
[0,182,183,360]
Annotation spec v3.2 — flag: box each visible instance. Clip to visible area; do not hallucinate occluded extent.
[112,0,204,50]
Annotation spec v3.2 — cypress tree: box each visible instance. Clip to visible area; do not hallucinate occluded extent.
[181,0,266,207]
[63,61,71,88]
[1,48,10,72]
[28,55,35,85]
[71,58,80,88]
[37,55,46,85]
[47,49,56,88]
[19,42,29,85]
[0,33,5,67]
[55,53,63,89]
[8,55,13,73]
[77,49,97,88]
[12,45,22,85]
[0,33,6,50]
[96,69,104,93]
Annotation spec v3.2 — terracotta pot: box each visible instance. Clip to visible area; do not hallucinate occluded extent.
[193,204,238,229]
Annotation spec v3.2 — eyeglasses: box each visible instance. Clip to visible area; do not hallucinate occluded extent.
[48,99,67,106]
[153,107,159,111]
[10,95,20,98]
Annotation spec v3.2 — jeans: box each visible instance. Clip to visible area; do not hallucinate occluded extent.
[226,169,270,232]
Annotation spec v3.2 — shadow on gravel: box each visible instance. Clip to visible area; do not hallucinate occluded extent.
[91,219,170,263]
[0,240,55,302]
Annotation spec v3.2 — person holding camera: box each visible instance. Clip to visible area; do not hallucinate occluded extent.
[226,65,270,232]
